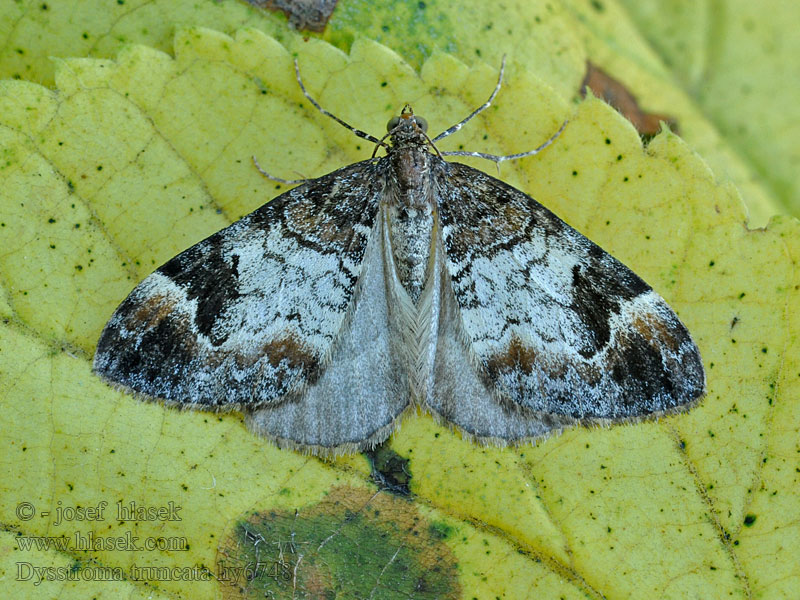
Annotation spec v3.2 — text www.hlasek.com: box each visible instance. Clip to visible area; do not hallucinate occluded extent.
[16,530,188,553]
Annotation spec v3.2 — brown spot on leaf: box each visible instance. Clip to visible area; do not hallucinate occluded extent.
[581,61,679,140]
[244,0,338,31]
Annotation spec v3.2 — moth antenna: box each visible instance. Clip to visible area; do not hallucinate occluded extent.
[432,54,507,143]
[440,119,568,164]
[293,59,389,149]
[252,155,310,185]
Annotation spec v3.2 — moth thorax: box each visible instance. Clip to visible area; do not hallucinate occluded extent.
[389,142,434,196]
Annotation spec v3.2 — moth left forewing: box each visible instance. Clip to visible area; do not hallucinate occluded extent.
[93,163,384,411]
[435,162,704,437]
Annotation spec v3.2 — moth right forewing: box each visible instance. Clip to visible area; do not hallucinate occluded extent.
[436,162,705,423]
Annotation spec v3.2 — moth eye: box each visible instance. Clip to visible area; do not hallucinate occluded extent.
[386,116,401,132]
[414,116,428,132]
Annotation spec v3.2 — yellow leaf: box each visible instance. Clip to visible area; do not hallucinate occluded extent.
[620,0,800,225]
[0,28,797,599]
[0,0,790,224]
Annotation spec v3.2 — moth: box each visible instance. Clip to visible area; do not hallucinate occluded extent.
[94,59,705,455]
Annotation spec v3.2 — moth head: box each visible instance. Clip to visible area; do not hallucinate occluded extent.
[386,105,428,133]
